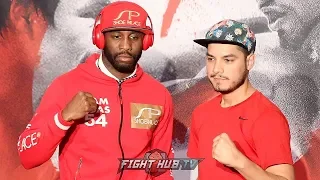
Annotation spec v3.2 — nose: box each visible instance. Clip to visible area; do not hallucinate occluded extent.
[212,59,223,75]
[119,37,132,51]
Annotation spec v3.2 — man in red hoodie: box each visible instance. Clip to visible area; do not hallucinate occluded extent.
[17,1,174,180]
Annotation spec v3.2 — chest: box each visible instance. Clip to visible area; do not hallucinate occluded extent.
[197,111,259,162]
[64,82,165,150]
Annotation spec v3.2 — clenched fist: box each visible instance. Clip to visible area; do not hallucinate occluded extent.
[212,133,244,168]
[62,91,98,122]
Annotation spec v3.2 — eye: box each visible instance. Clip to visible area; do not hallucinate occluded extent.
[224,59,233,63]
[129,34,140,40]
[113,35,121,39]
[207,57,214,61]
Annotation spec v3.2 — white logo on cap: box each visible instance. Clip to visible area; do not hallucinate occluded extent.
[113,10,141,27]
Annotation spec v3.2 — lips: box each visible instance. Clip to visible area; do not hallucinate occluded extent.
[117,55,134,62]
[213,76,227,81]
[210,74,228,80]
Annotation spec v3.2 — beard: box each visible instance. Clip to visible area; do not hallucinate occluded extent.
[103,47,142,74]
[210,70,248,94]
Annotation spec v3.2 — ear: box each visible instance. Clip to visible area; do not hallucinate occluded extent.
[9,0,28,31]
[246,53,255,70]
[9,0,47,36]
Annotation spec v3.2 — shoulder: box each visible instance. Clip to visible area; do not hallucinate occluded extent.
[53,55,96,86]
[237,91,287,126]
[248,91,283,114]
[51,68,78,86]
[55,53,99,83]
[189,95,221,132]
[252,92,288,125]
[142,72,171,95]
[192,94,221,116]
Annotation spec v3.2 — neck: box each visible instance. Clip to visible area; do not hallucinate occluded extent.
[0,49,34,172]
[101,54,132,80]
[220,79,256,108]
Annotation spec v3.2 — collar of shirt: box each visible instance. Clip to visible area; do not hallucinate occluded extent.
[96,54,137,82]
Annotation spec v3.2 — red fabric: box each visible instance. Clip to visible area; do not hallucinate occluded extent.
[11,161,59,180]
[187,91,293,180]
[294,130,320,180]
[17,54,174,180]
[174,78,320,180]
[99,1,152,34]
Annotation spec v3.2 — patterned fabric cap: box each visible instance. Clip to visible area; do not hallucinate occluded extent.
[194,19,256,53]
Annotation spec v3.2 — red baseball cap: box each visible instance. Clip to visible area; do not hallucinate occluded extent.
[98,1,153,35]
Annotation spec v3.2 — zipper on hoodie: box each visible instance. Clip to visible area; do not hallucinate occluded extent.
[118,81,125,180]
[74,158,83,180]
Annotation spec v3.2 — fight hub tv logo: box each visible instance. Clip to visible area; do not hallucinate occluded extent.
[118,149,203,177]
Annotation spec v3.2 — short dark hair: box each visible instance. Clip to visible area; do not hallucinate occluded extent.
[0,0,59,32]
[236,46,250,57]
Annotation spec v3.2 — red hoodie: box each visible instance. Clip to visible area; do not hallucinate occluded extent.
[17,54,174,180]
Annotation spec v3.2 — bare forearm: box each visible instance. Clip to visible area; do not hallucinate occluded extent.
[234,155,288,180]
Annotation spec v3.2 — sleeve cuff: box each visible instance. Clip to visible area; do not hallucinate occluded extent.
[54,112,73,130]
[262,160,294,170]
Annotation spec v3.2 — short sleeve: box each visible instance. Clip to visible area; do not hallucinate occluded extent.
[187,110,199,158]
[252,109,293,170]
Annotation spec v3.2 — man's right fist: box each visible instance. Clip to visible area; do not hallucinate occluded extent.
[62,92,98,122]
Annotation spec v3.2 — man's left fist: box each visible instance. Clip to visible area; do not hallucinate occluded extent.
[212,133,244,168]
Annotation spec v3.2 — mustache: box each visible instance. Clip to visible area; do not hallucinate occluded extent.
[115,51,134,58]
[211,74,229,79]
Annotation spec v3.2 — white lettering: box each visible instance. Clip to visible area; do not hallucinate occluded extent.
[84,113,95,126]
[139,160,148,169]
[163,160,172,168]
[95,98,109,105]
[128,160,134,168]
[134,118,158,125]
[113,19,125,25]
[124,160,155,169]
[104,106,110,113]
[157,160,165,168]
[31,133,37,145]
[147,160,156,168]
[113,20,141,26]
[98,106,104,113]
[98,106,110,113]
[17,136,21,151]
[85,97,110,127]
[154,120,159,125]
[20,132,39,152]
[114,10,140,21]
[157,160,174,169]
[121,159,129,169]
[132,160,141,168]
[85,114,108,127]
[171,160,180,169]
[136,108,161,119]
[98,98,109,105]
[95,114,108,127]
